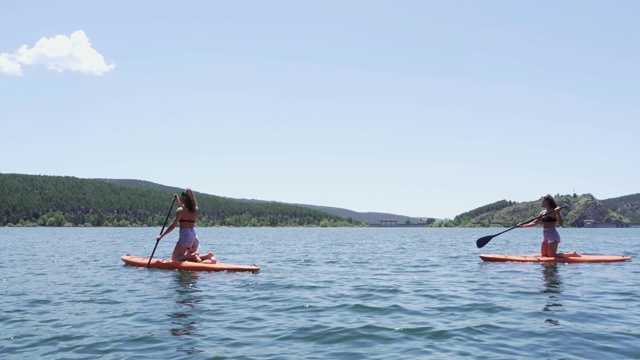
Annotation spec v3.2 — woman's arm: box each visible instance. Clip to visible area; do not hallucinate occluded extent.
[555,207,563,227]
[518,211,543,228]
[157,207,183,240]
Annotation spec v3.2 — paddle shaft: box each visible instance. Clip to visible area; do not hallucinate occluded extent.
[475,206,565,249]
[147,197,176,268]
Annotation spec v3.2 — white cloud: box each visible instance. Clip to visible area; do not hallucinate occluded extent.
[0,53,23,76]
[0,30,115,76]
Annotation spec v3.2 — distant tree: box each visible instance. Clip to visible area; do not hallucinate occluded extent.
[0,174,366,227]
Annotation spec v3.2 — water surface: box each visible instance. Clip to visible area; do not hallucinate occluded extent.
[1,227,638,359]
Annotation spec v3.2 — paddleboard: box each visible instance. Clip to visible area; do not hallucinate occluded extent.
[480,252,631,263]
[121,255,260,272]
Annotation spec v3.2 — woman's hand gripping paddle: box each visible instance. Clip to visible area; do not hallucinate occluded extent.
[475,206,565,249]
[146,197,176,268]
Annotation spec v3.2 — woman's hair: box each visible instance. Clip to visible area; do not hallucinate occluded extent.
[181,188,197,212]
[542,194,558,208]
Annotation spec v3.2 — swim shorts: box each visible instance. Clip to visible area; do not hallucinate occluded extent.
[178,228,200,250]
[542,227,561,244]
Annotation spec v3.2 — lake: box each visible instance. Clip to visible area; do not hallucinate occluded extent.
[1,227,639,359]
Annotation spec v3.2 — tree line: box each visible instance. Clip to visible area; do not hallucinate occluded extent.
[449,200,517,227]
[602,193,640,223]
[434,194,638,228]
[0,174,364,227]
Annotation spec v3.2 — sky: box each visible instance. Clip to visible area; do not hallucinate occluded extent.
[1,1,639,219]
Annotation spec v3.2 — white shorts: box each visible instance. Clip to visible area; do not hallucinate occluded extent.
[543,227,561,244]
[178,228,199,250]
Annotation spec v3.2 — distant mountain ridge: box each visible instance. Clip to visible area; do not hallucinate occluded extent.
[100,180,640,226]
[2,174,638,228]
[225,197,436,225]
[293,204,437,225]
[0,174,361,227]
[450,193,640,228]
[99,179,438,225]
[91,184,640,227]
[602,193,640,223]
[98,178,181,192]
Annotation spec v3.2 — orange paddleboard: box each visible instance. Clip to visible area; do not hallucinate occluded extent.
[121,255,260,272]
[480,252,631,263]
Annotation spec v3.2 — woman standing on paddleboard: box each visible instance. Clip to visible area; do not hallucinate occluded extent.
[518,194,563,257]
[156,189,216,263]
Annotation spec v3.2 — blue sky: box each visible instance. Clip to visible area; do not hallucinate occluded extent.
[1,1,638,219]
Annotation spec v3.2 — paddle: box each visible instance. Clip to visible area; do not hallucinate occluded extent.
[475,206,565,249]
[147,196,176,268]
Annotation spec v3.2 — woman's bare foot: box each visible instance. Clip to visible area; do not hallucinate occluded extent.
[185,253,202,262]
[201,252,215,261]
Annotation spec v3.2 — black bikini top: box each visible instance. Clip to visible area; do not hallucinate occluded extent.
[179,219,195,223]
[541,213,556,223]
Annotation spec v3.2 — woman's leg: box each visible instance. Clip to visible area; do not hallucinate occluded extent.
[176,248,201,262]
[541,241,549,257]
[172,242,188,261]
[191,249,202,262]
[548,241,559,257]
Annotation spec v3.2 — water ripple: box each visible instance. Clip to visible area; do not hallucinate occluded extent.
[1,227,638,359]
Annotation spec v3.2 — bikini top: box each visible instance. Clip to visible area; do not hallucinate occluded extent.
[541,213,557,223]
[179,219,195,223]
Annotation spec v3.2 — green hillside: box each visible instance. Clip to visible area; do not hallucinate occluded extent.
[446,194,632,228]
[297,204,438,225]
[2,173,637,228]
[107,179,438,225]
[602,193,640,223]
[0,173,362,227]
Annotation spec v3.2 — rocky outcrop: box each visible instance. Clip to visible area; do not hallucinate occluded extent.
[565,194,628,227]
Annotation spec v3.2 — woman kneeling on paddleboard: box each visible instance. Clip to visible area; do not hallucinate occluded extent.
[518,194,563,257]
[156,189,216,263]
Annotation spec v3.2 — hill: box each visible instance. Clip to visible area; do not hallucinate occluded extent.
[2,173,638,228]
[0,174,362,227]
[294,204,438,225]
[98,178,181,192]
[235,199,437,225]
[448,194,633,228]
[103,180,437,225]
[601,193,640,223]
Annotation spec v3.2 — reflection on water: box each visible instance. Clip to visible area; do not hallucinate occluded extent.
[174,270,202,308]
[170,270,201,332]
[541,263,563,326]
[169,270,205,355]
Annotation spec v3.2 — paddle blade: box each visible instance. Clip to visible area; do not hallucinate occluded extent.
[476,235,494,249]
